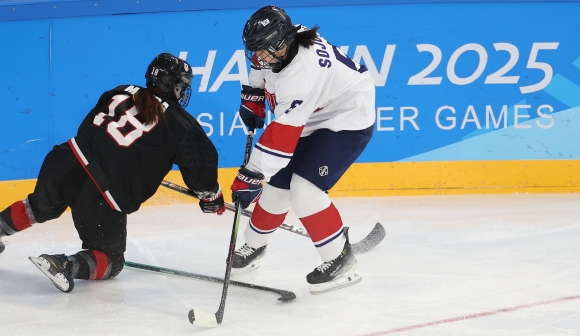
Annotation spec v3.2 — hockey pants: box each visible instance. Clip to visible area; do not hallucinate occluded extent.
[0,143,126,280]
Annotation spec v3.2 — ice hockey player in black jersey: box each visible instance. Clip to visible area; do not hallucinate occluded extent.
[0,52,225,293]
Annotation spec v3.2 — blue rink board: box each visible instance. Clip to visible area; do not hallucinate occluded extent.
[3,0,579,22]
[0,2,579,180]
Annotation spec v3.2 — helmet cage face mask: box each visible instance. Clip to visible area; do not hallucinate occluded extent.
[245,38,290,70]
[174,73,193,108]
[145,53,194,108]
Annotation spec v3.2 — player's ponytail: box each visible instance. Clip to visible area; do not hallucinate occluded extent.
[133,87,167,126]
[295,25,320,48]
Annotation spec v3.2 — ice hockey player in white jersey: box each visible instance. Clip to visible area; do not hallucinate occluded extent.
[230,5,376,294]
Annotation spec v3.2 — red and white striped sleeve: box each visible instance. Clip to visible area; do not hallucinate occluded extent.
[245,90,321,180]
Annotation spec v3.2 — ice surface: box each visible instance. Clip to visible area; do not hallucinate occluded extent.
[1,193,579,335]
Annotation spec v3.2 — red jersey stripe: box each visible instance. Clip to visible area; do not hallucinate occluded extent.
[258,122,304,154]
[68,139,121,212]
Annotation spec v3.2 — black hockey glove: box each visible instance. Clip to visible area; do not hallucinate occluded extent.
[239,85,266,129]
[230,166,264,209]
[196,187,226,215]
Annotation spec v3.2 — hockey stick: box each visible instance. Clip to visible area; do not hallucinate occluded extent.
[160,180,386,254]
[188,128,255,328]
[124,261,295,302]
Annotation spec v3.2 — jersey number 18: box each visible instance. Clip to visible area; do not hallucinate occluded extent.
[93,94,158,147]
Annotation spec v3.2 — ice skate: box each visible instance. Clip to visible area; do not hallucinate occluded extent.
[307,228,362,294]
[29,254,74,293]
[231,243,267,275]
[0,238,5,254]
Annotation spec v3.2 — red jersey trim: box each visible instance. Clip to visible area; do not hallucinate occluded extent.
[68,138,122,212]
[257,122,304,154]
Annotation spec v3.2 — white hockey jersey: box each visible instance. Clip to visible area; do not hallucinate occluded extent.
[245,31,376,181]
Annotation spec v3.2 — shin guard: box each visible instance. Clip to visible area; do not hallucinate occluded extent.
[290,175,346,262]
[244,184,290,248]
[299,203,346,262]
[245,202,288,248]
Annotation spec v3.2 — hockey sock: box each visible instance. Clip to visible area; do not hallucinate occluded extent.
[245,203,288,248]
[244,184,290,248]
[289,175,346,262]
[299,203,346,262]
[68,250,125,280]
[0,199,37,235]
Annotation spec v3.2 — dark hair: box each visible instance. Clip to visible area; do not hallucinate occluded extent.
[294,25,320,48]
[133,87,167,126]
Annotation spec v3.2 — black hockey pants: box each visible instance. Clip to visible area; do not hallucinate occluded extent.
[26,143,127,278]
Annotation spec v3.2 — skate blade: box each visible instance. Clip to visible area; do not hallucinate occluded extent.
[309,268,362,295]
[29,256,73,293]
[231,258,261,275]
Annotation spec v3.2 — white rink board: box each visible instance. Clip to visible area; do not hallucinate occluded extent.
[1,194,579,335]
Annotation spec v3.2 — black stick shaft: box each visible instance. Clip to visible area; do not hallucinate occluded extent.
[160,180,310,238]
[124,261,296,302]
[201,128,255,325]
[160,180,386,255]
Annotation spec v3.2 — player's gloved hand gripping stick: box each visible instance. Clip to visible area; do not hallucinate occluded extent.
[160,180,386,254]
[231,167,264,209]
[239,85,266,129]
[188,122,258,328]
[195,186,226,215]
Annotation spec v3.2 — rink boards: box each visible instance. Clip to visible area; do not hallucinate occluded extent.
[1,1,579,207]
[2,160,579,208]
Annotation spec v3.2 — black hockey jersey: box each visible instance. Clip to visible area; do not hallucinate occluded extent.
[69,85,218,214]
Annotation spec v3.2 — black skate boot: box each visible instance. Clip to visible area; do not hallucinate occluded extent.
[306,227,362,294]
[231,243,267,275]
[0,228,6,254]
[29,254,74,293]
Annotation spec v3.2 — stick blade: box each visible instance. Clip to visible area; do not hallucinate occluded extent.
[188,309,220,327]
[277,290,297,302]
[351,222,386,254]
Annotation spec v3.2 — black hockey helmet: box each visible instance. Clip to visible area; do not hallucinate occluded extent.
[242,6,298,69]
[145,53,193,108]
